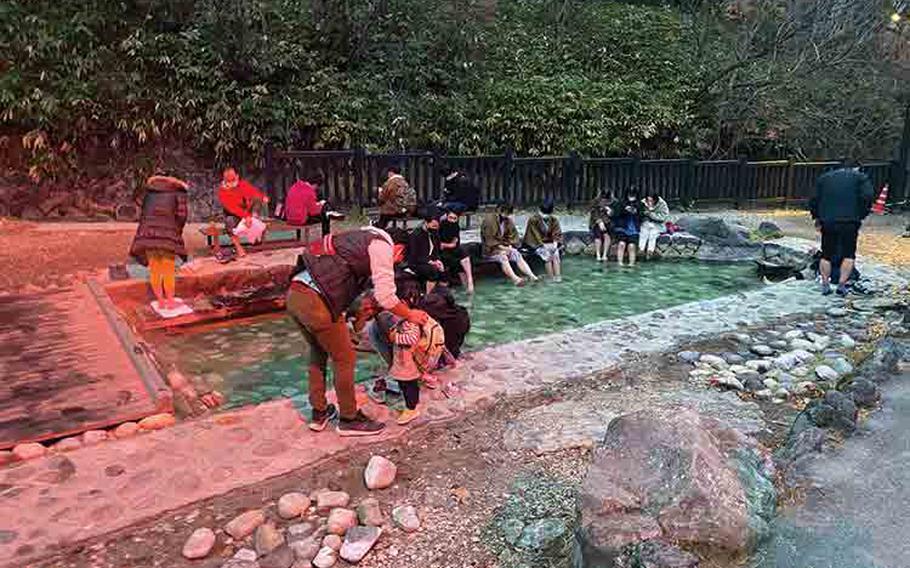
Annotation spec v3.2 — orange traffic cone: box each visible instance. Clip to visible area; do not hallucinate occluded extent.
[871,184,888,215]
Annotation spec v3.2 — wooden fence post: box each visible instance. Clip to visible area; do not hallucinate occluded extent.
[353,147,365,207]
[736,158,748,209]
[432,150,442,202]
[565,151,579,209]
[785,159,795,209]
[682,159,694,206]
[504,147,515,205]
[264,141,275,205]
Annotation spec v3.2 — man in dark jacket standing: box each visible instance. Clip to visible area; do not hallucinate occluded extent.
[809,165,875,296]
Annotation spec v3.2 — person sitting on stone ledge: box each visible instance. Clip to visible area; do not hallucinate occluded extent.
[639,192,670,260]
[217,168,269,258]
[523,198,563,282]
[375,165,416,230]
[405,204,445,293]
[439,205,475,294]
[612,187,642,267]
[589,190,615,262]
[481,201,538,286]
[284,172,344,236]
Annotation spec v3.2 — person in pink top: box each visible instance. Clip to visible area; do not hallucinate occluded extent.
[284,173,343,236]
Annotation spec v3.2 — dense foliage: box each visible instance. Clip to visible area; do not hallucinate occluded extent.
[1,0,905,180]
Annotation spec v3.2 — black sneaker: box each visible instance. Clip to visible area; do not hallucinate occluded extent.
[337,411,386,437]
[308,404,338,432]
[836,284,850,297]
[326,210,346,220]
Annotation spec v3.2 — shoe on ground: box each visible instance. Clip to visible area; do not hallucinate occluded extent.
[397,408,421,426]
[836,284,850,297]
[821,283,832,296]
[327,210,345,220]
[308,404,338,432]
[337,410,386,437]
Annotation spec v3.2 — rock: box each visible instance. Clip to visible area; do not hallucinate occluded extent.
[750,345,774,356]
[322,534,342,551]
[312,546,337,568]
[364,455,397,490]
[82,430,108,446]
[516,518,567,551]
[827,307,848,318]
[53,437,82,453]
[138,413,176,431]
[225,510,267,540]
[326,508,357,535]
[790,338,817,352]
[791,366,811,378]
[316,491,350,512]
[0,451,13,466]
[113,422,140,438]
[580,409,775,555]
[254,522,285,556]
[730,332,753,344]
[830,358,854,376]
[501,518,525,545]
[356,498,383,527]
[757,221,784,239]
[699,354,728,369]
[774,388,790,400]
[233,548,258,562]
[722,353,745,365]
[565,238,586,255]
[259,545,295,568]
[677,216,755,247]
[12,443,46,461]
[770,340,789,351]
[391,505,420,532]
[815,365,840,382]
[222,560,258,568]
[754,389,773,400]
[712,375,744,391]
[729,365,752,375]
[793,381,817,396]
[773,352,801,371]
[339,526,381,563]
[762,378,779,390]
[745,360,773,373]
[278,492,311,519]
[784,330,804,340]
[289,536,321,561]
[824,391,857,429]
[742,376,765,392]
[182,527,216,559]
[677,351,701,364]
[286,522,318,541]
[777,373,795,386]
[791,349,815,363]
[632,539,700,568]
[843,378,879,408]
[839,334,856,349]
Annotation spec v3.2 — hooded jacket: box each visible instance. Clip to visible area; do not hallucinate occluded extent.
[129,176,189,265]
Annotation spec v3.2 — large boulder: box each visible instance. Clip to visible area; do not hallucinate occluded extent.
[676,216,755,248]
[579,409,775,558]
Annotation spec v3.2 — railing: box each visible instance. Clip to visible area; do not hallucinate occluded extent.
[263,146,899,210]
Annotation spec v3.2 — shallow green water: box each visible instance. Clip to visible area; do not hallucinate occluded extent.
[152,258,760,411]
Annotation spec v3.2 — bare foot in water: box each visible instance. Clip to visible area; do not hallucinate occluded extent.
[514,278,526,287]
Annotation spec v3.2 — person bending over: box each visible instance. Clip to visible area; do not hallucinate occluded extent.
[481,202,538,286]
[287,227,428,436]
[523,198,563,282]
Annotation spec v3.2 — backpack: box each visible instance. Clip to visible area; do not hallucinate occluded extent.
[412,317,446,374]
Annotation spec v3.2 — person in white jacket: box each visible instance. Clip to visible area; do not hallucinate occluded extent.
[639,193,670,260]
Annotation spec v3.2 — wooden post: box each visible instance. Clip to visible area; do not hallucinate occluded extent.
[504,147,514,205]
[897,101,910,201]
[264,141,275,207]
[784,160,795,209]
[353,147,365,207]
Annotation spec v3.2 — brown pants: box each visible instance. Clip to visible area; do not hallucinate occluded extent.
[286,283,358,419]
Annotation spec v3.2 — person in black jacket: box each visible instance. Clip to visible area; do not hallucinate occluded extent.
[439,206,475,294]
[406,204,445,292]
[439,168,480,212]
[808,165,874,296]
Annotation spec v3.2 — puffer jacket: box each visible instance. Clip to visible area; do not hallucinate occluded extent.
[129,176,189,265]
[643,196,670,224]
[809,168,875,225]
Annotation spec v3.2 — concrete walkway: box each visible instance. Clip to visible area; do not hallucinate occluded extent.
[0,239,906,565]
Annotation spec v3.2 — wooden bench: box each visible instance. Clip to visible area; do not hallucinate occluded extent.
[200,216,342,249]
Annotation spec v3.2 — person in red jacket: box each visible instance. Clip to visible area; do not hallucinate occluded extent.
[284,173,343,236]
[217,168,269,257]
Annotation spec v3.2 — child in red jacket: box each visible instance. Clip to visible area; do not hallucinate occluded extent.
[217,168,269,257]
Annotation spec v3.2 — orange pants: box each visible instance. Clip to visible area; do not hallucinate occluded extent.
[147,249,176,299]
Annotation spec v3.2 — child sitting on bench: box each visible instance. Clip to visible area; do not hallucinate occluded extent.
[216,168,269,258]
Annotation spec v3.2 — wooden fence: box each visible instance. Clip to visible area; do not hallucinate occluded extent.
[263,146,900,210]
